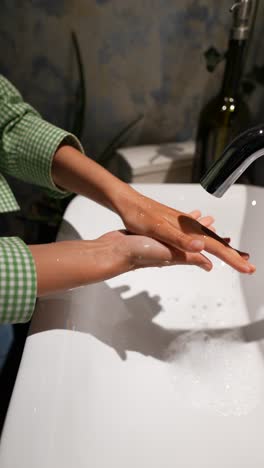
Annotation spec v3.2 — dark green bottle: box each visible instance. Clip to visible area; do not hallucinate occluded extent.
[192,0,253,182]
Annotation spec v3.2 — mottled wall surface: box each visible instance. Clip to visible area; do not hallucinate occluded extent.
[0,0,263,158]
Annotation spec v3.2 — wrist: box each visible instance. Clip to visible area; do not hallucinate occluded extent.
[29,237,132,296]
[52,145,136,213]
[105,180,138,215]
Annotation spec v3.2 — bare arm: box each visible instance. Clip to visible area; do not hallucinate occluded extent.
[51,145,255,274]
[29,227,218,297]
[52,144,131,212]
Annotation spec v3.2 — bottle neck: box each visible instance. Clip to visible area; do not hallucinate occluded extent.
[221,38,247,99]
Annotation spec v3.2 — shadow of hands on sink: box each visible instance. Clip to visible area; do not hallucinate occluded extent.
[30,281,264,361]
[107,286,179,360]
[30,283,180,361]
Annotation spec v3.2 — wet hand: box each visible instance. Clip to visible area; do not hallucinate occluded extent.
[118,192,255,274]
[99,230,213,272]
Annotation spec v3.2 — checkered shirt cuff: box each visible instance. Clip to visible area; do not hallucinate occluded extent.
[0,237,37,324]
[7,113,83,198]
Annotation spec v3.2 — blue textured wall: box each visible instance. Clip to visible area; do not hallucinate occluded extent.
[0,0,236,156]
[0,1,263,157]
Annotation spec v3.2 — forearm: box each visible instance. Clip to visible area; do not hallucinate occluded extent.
[28,239,127,297]
[52,145,136,214]
[50,143,255,276]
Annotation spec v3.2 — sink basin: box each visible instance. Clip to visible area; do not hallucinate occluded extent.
[1,184,264,468]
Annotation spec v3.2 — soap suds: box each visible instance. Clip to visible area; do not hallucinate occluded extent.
[165,330,264,416]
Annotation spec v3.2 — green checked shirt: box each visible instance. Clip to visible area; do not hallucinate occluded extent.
[0,74,82,324]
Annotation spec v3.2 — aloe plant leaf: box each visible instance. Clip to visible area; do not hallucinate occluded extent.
[98,114,144,167]
[71,30,86,140]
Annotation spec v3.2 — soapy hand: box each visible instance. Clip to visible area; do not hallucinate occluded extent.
[97,212,233,273]
[117,191,255,274]
[98,229,212,273]
[32,211,222,299]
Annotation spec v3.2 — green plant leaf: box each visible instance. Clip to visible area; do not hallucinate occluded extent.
[98,114,144,167]
[71,30,86,140]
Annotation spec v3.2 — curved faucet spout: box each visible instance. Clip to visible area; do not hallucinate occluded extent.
[200,124,264,197]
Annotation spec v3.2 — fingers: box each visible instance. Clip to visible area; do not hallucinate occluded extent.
[236,250,249,260]
[198,215,215,227]
[149,223,205,253]
[189,221,249,260]
[169,250,213,272]
[199,224,253,272]
[206,239,253,273]
[189,210,215,232]
[198,225,254,273]
[189,211,215,227]
[124,234,212,272]
[101,226,253,276]
[153,210,221,254]
[176,215,255,273]
[189,210,202,219]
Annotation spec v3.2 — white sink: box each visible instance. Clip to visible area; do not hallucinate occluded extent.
[1,184,264,468]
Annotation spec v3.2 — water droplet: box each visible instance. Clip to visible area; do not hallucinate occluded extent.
[139,213,145,217]
[143,244,150,249]
[251,200,257,207]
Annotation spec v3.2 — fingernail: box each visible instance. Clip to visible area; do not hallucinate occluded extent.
[243,266,251,273]
[202,263,212,272]
[189,240,204,251]
[243,264,255,273]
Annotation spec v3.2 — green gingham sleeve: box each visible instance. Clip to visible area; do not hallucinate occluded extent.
[0,74,83,197]
[0,237,36,324]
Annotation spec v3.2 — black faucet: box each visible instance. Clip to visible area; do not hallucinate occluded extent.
[200,124,264,197]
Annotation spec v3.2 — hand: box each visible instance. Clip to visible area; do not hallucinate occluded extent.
[98,230,213,272]
[100,226,245,273]
[51,148,254,274]
[32,228,223,298]
[99,212,246,273]
[117,190,255,274]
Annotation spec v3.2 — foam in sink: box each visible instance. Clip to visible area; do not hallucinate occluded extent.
[165,329,264,416]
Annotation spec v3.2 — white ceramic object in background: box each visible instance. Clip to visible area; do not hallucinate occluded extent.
[115,142,194,183]
[1,184,264,468]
